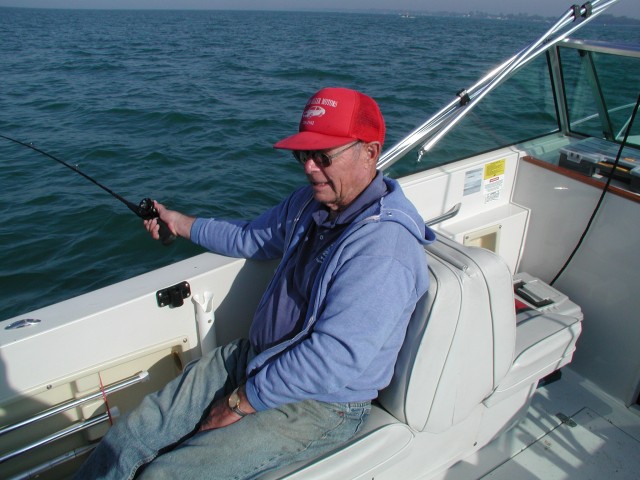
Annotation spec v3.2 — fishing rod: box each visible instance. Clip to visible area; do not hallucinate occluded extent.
[0,133,176,245]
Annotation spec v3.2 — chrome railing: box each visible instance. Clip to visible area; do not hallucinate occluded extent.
[377,0,621,171]
[0,371,149,477]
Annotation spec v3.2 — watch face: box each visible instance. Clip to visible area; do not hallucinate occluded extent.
[228,390,247,416]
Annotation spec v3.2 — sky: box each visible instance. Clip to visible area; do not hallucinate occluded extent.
[0,0,638,18]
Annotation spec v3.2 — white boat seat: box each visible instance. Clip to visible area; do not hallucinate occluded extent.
[261,236,583,479]
[378,237,517,435]
[485,274,583,406]
[262,405,413,480]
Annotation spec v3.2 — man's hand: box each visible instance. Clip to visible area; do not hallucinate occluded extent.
[198,385,256,432]
[143,201,195,241]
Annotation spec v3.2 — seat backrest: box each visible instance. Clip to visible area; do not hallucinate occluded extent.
[378,236,516,433]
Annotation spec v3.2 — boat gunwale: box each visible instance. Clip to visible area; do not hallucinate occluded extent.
[560,38,640,58]
[522,154,640,203]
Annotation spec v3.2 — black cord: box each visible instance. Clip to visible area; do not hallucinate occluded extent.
[550,93,640,286]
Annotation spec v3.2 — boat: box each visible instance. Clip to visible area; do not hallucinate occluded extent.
[1,0,639,478]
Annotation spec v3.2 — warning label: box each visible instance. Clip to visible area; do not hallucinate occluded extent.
[483,159,506,203]
[484,159,505,179]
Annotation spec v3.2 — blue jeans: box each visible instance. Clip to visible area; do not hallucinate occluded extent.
[75,339,371,479]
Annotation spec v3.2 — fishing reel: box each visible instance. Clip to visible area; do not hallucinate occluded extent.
[137,198,177,246]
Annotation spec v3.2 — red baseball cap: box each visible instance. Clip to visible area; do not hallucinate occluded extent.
[274,87,385,151]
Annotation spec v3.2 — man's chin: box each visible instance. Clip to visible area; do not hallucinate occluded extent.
[313,194,339,210]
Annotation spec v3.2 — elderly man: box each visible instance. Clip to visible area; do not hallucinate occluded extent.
[76,87,434,479]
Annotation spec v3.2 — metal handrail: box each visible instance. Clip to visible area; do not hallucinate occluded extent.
[377,0,621,171]
[0,371,148,437]
[0,409,119,465]
[426,203,461,227]
[8,445,96,480]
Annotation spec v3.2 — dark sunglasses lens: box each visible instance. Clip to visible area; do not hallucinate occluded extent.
[317,153,331,167]
[293,151,330,167]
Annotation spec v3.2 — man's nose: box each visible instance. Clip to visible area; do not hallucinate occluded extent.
[303,157,321,173]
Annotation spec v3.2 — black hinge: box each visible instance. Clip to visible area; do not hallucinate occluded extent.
[156,281,191,308]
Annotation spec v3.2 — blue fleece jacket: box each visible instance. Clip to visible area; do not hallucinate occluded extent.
[190,176,435,411]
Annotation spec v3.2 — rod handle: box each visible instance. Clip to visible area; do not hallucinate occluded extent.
[157,217,177,246]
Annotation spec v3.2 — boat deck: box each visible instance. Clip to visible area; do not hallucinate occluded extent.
[446,367,640,479]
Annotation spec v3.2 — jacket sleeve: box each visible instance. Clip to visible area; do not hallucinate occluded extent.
[244,222,428,410]
[190,187,310,259]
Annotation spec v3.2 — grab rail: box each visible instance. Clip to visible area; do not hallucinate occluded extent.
[377,0,620,171]
[8,445,96,480]
[0,371,148,437]
[0,409,119,465]
[426,203,461,227]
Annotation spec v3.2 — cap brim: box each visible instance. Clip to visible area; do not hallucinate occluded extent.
[273,131,356,151]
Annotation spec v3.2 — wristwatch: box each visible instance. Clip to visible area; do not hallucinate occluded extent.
[228,387,250,417]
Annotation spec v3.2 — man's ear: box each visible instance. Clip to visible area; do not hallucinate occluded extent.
[363,141,381,166]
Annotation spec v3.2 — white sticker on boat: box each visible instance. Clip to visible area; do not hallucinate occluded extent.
[464,168,483,196]
[483,159,505,203]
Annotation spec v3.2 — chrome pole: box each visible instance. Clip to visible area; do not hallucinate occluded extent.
[0,371,148,437]
[377,0,620,171]
[416,0,620,158]
[7,445,96,480]
[0,408,119,465]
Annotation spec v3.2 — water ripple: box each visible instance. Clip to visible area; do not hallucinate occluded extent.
[1,8,637,320]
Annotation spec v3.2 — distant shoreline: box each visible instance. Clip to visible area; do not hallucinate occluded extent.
[0,6,638,25]
[392,11,640,26]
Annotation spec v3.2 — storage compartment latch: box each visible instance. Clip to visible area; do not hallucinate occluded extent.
[514,278,554,308]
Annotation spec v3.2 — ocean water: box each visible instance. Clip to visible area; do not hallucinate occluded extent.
[0,8,634,321]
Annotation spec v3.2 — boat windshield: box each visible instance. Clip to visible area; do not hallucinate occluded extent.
[559,41,640,145]
[385,39,640,179]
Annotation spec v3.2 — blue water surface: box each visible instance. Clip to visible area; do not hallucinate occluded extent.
[0,8,634,320]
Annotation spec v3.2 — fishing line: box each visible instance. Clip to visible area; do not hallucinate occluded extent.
[550,93,640,286]
[0,133,176,245]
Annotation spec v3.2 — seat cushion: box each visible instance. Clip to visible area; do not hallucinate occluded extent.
[379,236,516,433]
[259,405,412,479]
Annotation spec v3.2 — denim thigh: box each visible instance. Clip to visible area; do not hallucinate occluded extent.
[137,400,371,480]
[75,338,253,480]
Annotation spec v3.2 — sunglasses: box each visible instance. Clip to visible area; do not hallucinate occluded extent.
[293,141,361,168]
